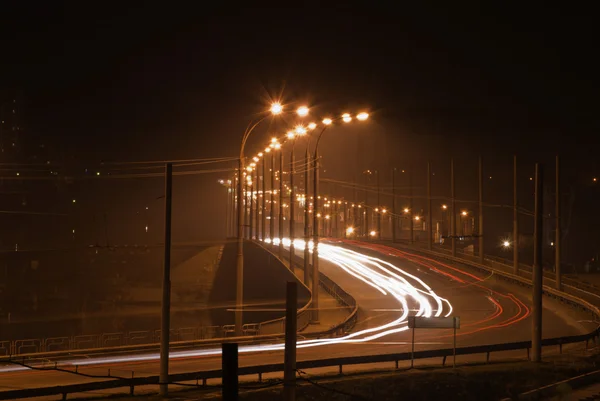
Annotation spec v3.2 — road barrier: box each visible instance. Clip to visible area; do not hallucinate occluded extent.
[1,241,598,400]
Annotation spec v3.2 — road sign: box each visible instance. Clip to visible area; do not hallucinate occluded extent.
[407,316,460,329]
[408,316,460,369]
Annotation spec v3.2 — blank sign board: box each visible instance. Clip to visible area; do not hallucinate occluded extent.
[407,316,460,329]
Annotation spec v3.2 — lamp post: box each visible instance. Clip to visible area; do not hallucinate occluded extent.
[235,103,282,335]
[311,111,368,323]
[287,124,307,272]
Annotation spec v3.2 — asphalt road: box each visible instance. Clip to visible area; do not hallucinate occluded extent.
[0,240,595,396]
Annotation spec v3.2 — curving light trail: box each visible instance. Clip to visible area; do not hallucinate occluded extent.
[0,240,454,372]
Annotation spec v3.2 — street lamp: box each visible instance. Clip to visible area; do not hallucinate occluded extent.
[235,103,283,335]
[297,105,309,117]
[311,112,369,323]
[287,126,307,273]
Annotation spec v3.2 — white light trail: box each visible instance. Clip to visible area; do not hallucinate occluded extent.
[0,239,453,372]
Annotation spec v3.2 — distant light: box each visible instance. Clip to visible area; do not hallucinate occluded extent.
[253,157,259,162]
[246,166,253,172]
[550,241,554,246]
[16,172,20,176]
[594,177,597,182]
[461,211,467,216]
[249,162,256,167]
[442,204,447,210]
[342,113,352,123]
[375,208,379,212]
[322,118,333,125]
[145,225,149,233]
[72,229,75,234]
[357,112,369,121]
[297,105,309,117]
[308,122,317,130]
[295,125,307,135]
[346,226,355,235]
[270,102,283,115]
[382,208,387,214]
[265,147,271,153]
[415,216,420,221]
[96,172,100,176]
[502,240,510,248]
[274,143,281,149]
[325,215,330,219]
[287,131,295,139]
[404,208,409,213]
[369,230,377,237]
[72,199,76,203]
[529,177,533,181]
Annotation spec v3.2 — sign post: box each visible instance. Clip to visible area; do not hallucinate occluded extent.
[408,316,460,368]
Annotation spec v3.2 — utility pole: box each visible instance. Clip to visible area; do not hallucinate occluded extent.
[392,168,397,243]
[427,162,432,250]
[364,172,369,238]
[478,156,484,264]
[249,174,254,240]
[409,166,414,244]
[532,163,543,362]
[555,155,561,290]
[270,151,275,245]
[311,153,320,323]
[283,282,297,401]
[303,149,310,286]
[244,181,250,239]
[513,155,519,275]
[235,158,245,336]
[289,145,296,271]
[279,151,284,259]
[376,170,381,240]
[451,159,456,257]
[159,163,173,396]
[261,156,266,241]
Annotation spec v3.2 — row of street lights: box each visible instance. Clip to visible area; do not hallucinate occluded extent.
[235,103,368,332]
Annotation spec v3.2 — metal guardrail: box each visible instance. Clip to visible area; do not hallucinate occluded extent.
[1,241,598,400]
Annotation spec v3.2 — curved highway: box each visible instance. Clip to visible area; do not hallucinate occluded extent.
[0,240,595,394]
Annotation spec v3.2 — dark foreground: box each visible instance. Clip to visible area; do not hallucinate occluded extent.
[71,351,600,401]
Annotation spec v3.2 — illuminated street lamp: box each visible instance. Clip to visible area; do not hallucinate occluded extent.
[322,118,333,125]
[357,112,369,121]
[369,230,377,237]
[346,226,355,236]
[342,113,352,123]
[297,105,309,117]
[308,122,317,130]
[235,102,283,337]
[502,240,511,248]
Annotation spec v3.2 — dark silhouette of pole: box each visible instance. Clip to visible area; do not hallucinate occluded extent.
[283,282,297,401]
[262,157,266,241]
[249,175,254,239]
[376,170,381,240]
[532,163,543,362]
[279,151,284,259]
[427,162,432,250]
[513,155,519,275]
[303,149,310,286]
[451,159,456,257]
[392,168,397,243]
[364,172,369,238]
[222,343,239,401]
[311,152,320,323]
[555,155,561,290]
[270,151,275,245]
[289,144,296,270]
[244,181,249,239]
[159,163,173,396]
[409,167,414,244]
[478,157,484,264]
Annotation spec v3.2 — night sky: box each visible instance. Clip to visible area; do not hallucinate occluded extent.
[1,4,598,262]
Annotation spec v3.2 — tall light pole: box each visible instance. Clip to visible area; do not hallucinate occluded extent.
[235,103,282,335]
[269,147,275,244]
[303,146,311,286]
[261,152,266,241]
[513,155,519,275]
[451,159,456,257]
[278,148,284,259]
[392,168,397,243]
[478,156,484,264]
[376,170,381,240]
[427,162,432,250]
[311,112,368,323]
[287,124,308,272]
[555,155,561,290]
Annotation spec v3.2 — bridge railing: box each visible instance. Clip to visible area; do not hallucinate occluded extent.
[1,240,599,400]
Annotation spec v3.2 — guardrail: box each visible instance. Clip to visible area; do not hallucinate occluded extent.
[0,242,357,361]
[1,240,597,400]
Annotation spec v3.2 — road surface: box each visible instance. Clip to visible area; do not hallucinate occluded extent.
[0,240,595,397]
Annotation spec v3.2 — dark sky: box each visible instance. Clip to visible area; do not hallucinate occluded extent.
[1,4,599,260]
[2,4,597,161]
